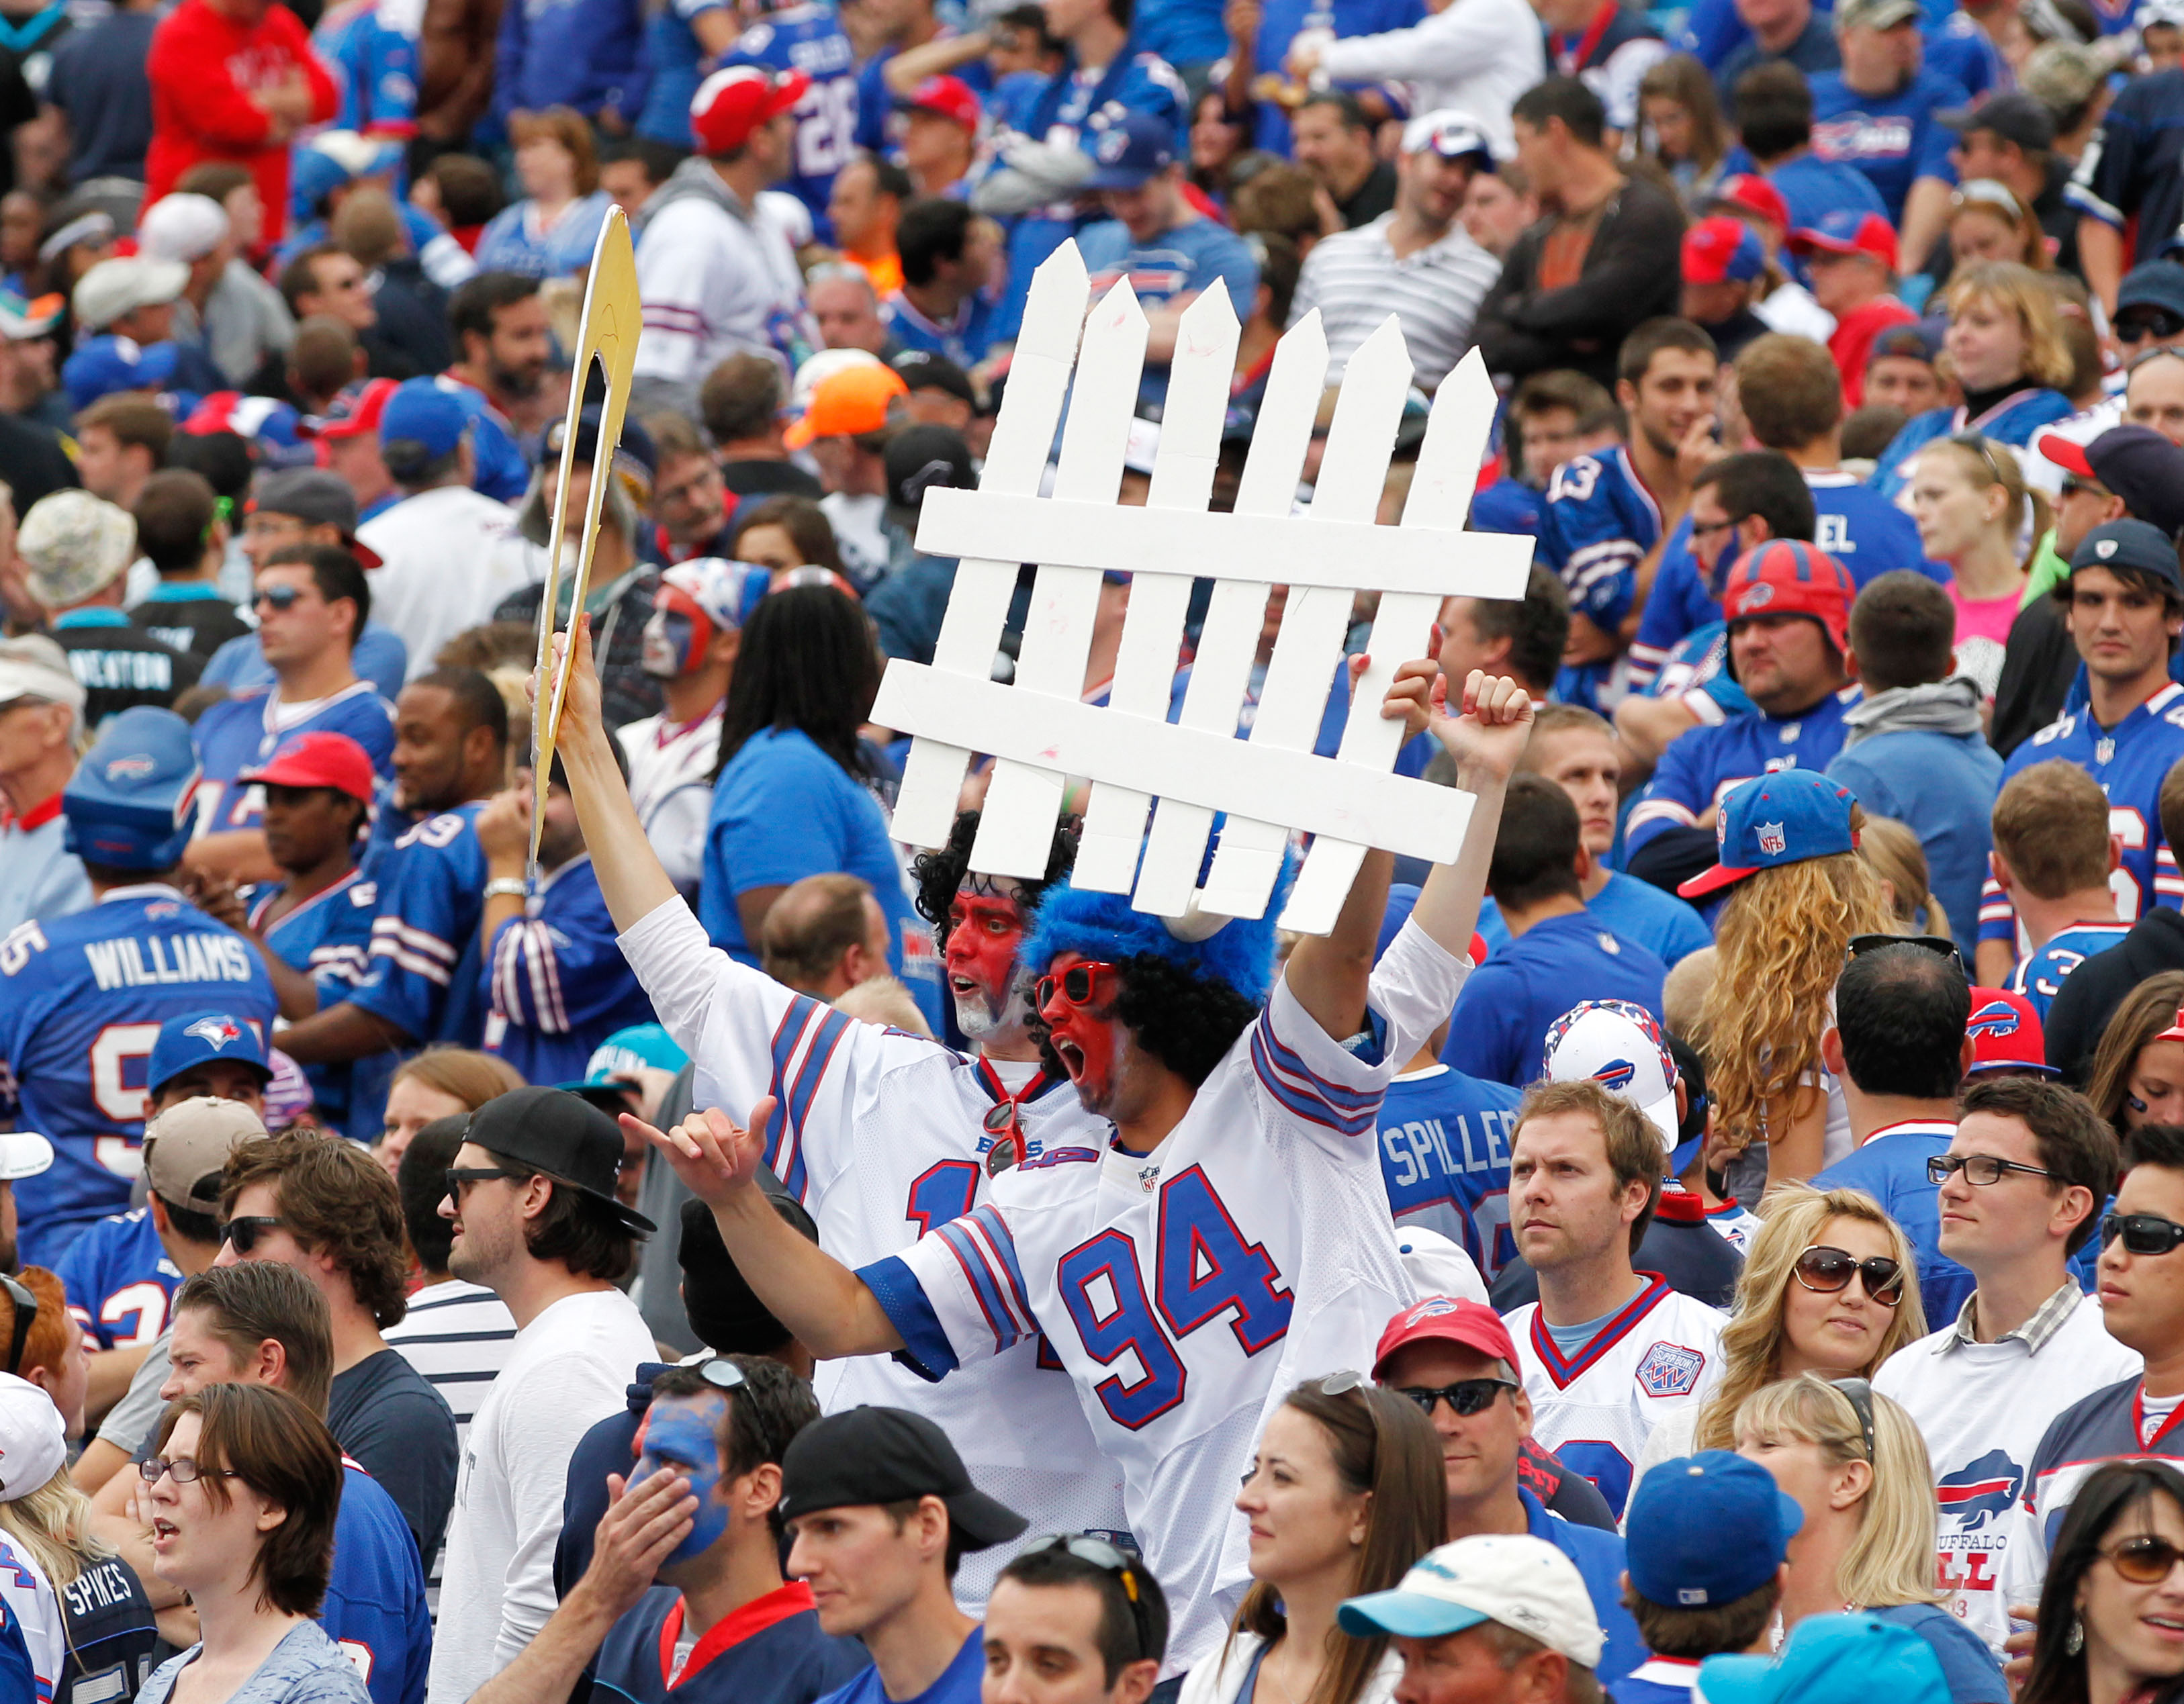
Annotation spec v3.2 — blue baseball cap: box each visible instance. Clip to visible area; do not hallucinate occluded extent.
[62,334,179,410]
[379,379,471,465]
[1082,112,1177,190]
[1699,1613,1950,1704]
[148,1012,273,1096]
[2068,517,2184,596]
[1626,1452,1801,1608]
[63,706,202,869]
[562,1023,690,1103]
[1678,769,1858,901]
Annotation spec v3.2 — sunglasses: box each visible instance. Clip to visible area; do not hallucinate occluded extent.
[1844,933,1967,973]
[2118,310,2184,342]
[217,1215,284,1255]
[0,1272,34,1378]
[2103,1212,2184,1256]
[1689,513,1747,542]
[1832,1376,1878,1464]
[1948,430,2009,488]
[2105,1534,2184,1584]
[1792,1244,1905,1307]
[2129,343,2184,373]
[139,1454,240,1487]
[1035,960,1116,1011]
[1396,1377,1519,1418]
[1926,1152,2056,1186]
[252,584,306,612]
[445,1166,519,1203]
[1019,1535,1157,1660]
[981,1098,1027,1178]
[2060,474,2110,501]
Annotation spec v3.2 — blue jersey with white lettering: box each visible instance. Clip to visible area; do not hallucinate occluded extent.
[326,1462,431,1704]
[1625,685,1864,855]
[1078,215,1260,412]
[482,853,655,1086]
[1647,621,1755,720]
[314,0,420,136]
[1977,682,2184,951]
[881,289,1001,371]
[54,1206,179,1350]
[1376,1065,1520,1278]
[1808,67,1967,222]
[191,683,395,837]
[348,804,488,1050]
[0,888,276,1268]
[247,869,381,1138]
[1535,446,1659,711]
[2007,921,2133,1021]
[721,7,860,232]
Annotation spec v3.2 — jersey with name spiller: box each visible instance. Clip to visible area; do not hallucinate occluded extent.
[860,922,1468,1674]
[1978,682,2184,954]
[1375,1063,1519,1278]
[1876,1290,2141,1656]
[0,885,276,1266]
[615,899,1127,1615]
[1506,1277,1727,1519]
[2005,921,2133,1021]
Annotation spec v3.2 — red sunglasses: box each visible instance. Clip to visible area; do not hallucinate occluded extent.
[1035,959,1117,1011]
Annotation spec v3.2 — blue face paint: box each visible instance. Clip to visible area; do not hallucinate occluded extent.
[633,1394,729,1564]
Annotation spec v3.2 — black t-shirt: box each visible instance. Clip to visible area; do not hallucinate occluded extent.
[52,620,201,728]
[130,589,251,663]
[1337,159,1399,230]
[57,1551,159,1704]
[329,1347,461,1567]
[0,410,79,513]
[721,458,824,502]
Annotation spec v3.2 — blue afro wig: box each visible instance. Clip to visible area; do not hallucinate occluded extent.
[1019,855,1293,1008]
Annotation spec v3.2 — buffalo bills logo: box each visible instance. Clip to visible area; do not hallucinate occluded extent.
[1404,1296,1463,1325]
[1936,1449,2023,1530]
[1967,1001,2021,1042]
[103,755,155,782]
[1756,821,1788,856]
[1635,1341,1704,1397]
[183,1017,242,1050]
[1592,1058,1637,1092]
[1737,581,1776,612]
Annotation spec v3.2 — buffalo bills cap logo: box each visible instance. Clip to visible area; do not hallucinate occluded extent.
[1592,1057,1637,1092]
[103,754,155,781]
[184,1017,242,1049]
[1966,1000,2021,1041]
[1756,821,1788,856]
[1737,581,1776,612]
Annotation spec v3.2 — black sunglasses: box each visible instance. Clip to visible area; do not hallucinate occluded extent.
[252,584,306,612]
[2106,1533,2184,1584]
[1926,1153,2056,1186]
[1019,1535,1156,1660]
[1844,933,1967,973]
[0,1272,34,1377]
[445,1166,518,1203]
[1832,1376,1878,1464]
[217,1215,283,1255]
[2118,310,2184,342]
[1948,430,2010,487]
[1792,1244,1905,1307]
[1396,1378,1519,1418]
[2103,1212,2184,1256]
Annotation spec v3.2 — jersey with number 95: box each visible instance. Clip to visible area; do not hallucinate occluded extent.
[727,5,859,235]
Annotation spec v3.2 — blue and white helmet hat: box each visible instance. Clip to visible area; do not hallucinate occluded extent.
[62,706,202,869]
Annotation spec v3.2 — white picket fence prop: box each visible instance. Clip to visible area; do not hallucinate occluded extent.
[870,240,1536,937]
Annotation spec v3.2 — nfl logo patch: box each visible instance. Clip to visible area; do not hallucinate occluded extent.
[1756,821,1787,857]
[1635,1341,1704,1397]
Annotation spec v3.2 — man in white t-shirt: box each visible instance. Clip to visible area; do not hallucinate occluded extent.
[1877,1076,2138,1656]
[424,1086,659,1704]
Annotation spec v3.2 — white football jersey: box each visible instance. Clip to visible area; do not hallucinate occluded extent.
[1506,1280,1727,1518]
[871,921,1469,1674]
[616,701,725,898]
[0,1527,60,1703]
[1876,1288,2142,1655]
[618,900,1128,1611]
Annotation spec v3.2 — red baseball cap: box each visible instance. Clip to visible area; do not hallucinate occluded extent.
[1788,209,1899,269]
[690,66,810,157]
[1683,215,1766,285]
[2037,428,2096,480]
[1721,538,1856,657]
[898,75,981,131]
[1965,987,2058,1077]
[310,377,399,442]
[1711,173,1790,232]
[1372,1295,1519,1380]
[238,730,377,806]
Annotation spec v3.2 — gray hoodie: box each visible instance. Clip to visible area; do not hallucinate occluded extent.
[1838,677,1985,749]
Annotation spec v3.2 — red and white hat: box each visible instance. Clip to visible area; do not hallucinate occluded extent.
[1721,538,1856,658]
[690,66,810,156]
[1371,1294,1520,1380]
[1966,986,2058,1077]
[898,74,981,131]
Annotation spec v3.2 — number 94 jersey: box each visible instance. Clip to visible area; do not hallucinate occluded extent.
[727,6,858,235]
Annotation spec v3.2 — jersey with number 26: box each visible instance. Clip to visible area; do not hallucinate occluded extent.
[727,7,860,233]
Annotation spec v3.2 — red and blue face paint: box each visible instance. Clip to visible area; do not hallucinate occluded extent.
[946,877,1031,1039]
[1038,954,1123,1112]
[640,583,717,680]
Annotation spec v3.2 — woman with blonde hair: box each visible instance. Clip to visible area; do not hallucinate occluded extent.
[1905,434,2050,702]
[1874,260,2077,498]
[375,1047,524,1180]
[1635,1185,1926,1483]
[1860,814,1952,940]
[2084,972,2184,1134]
[1737,1373,2009,1699]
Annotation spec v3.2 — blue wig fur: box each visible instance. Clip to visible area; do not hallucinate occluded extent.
[1019,853,1295,1008]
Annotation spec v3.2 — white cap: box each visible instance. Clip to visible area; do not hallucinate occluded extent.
[1542,999,1681,1150]
[0,634,85,716]
[1338,1534,1605,1667]
[0,1372,65,1501]
[71,254,189,332]
[2145,0,2184,24]
[0,1132,52,1182]
[1394,1225,1489,1305]
[138,193,232,263]
[1401,108,1496,162]
[790,346,885,414]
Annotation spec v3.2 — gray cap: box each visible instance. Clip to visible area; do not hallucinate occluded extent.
[71,255,189,332]
[1837,0,1922,28]
[19,490,136,610]
[250,467,361,534]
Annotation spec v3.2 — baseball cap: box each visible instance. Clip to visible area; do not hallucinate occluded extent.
[676,1188,820,1353]
[1682,216,1765,286]
[0,1372,65,1501]
[1082,111,1179,191]
[1964,986,2058,1077]
[62,334,181,412]
[1700,1612,1950,1704]
[0,634,84,717]
[778,1406,1030,1548]
[570,1023,692,1100]
[784,362,907,448]
[2118,262,2184,326]
[1394,1229,1490,1305]
[148,1012,273,1099]
[1124,416,1161,478]
[1789,209,1899,270]
[0,287,62,341]
[144,1094,268,1212]
[379,379,471,466]
[896,74,981,130]
[1401,108,1495,164]
[239,729,378,806]
[891,348,976,410]
[19,489,135,610]
[138,193,232,265]
[185,392,309,467]
[1678,769,1860,900]
[1710,173,1790,232]
[308,376,399,442]
[691,65,810,156]
[1940,91,2056,151]
[1866,322,1941,367]
[0,1132,52,1182]
[790,347,885,414]
[1837,0,1921,28]
[62,707,202,869]
[2020,40,2107,117]
[251,467,360,534]
[1626,1452,1803,1609]
[1338,1535,1605,1666]
[2070,518,2184,597]
[541,406,660,504]
[291,130,403,211]
[1720,538,1855,656]
[1542,1000,1688,1164]
[72,254,189,332]
[885,423,977,517]
[463,1085,658,1234]
[2081,426,2184,537]
[1372,1293,1519,1380]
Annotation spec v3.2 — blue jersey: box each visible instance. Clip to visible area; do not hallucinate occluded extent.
[327,1462,430,1704]
[349,804,489,1050]
[588,1583,871,1704]
[722,7,860,233]
[2007,921,2133,1021]
[2068,68,2184,268]
[633,0,733,146]
[1443,914,1669,1088]
[1376,1065,1519,1278]
[314,0,420,136]
[1478,870,1714,968]
[1925,12,2004,97]
[1647,621,1756,720]
[54,1207,178,1350]
[1873,392,2077,499]
[473,191,615,278]
[0,888,277,1268]
[1535,446,1659,712]
[191,682,396,837]
[1808,67,1967,221]
[881,289,1001,371]
[482,853,655,1086]
[1471,475,1542,536]
[1078,216,1260,412]
[203,622,410,707]
[1764,149,1890,238]
[1977,681,2184,952]
[247,870,381,1138]
[1625,685,1864,855]
[0,1596,28,1704]
[1811,1118,1974,1325]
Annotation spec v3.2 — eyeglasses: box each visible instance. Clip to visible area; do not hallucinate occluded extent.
[1316,1368,1369,1396]
[0,1272,34,1378]
[1831,1377,1878,1464]
[252,585,305,612]
[981,1098,1027,1179]
[1396,1378,1519,1418]
[1792,1245,1905,1308]
[2104,1534,2184,1584]
[217,1216,284,1255]
[445,1166,518,1203]
[1948,430,2009,488]
[1926,1152,2057,1186]
[1844,933,1967,973]
[2102,1212,2184,1256]
[1019,1535,1157,1661]
[2118,310,2184,343]
[1034,960,1117,1011]
[1690,513,1746,542]
[139,1455,240,1487]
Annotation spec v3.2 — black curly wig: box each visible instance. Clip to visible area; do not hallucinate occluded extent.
[1028,951,1260,1090]
[911,809,1081,953]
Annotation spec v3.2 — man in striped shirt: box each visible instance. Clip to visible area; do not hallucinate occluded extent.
[1289,107,1505,392]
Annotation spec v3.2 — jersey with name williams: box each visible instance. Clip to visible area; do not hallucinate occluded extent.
[0,884,276,1265]
[613,898,1126,1615]
[860,920,1469,1674]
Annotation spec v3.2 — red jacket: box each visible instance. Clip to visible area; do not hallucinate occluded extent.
[145,0,336,242]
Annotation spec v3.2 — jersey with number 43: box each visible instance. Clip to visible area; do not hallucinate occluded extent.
[727,7,860,234]
[616,898,1128,1615]
[859,922,1468,1674]
[0,886,276,1266]
[1536,447,1663,633]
